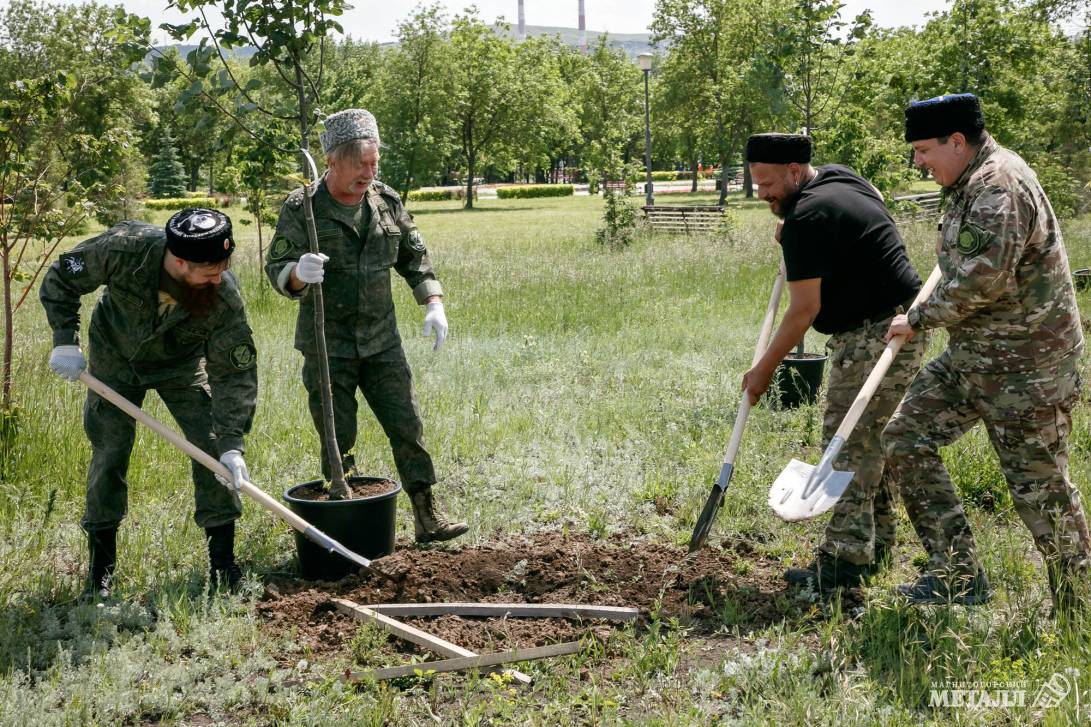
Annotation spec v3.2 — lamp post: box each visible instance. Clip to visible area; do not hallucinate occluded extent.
[637,52,654,207]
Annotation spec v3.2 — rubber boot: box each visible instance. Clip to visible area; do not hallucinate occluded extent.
[411,488,468,544]
[85,527,117,600]
[206,522,243,591]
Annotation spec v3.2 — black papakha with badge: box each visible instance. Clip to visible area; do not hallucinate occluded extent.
[39,209,258,537]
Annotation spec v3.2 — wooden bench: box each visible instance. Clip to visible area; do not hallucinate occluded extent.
[642,205,726,234]
[892,191,942,223]
[603,180,630,194]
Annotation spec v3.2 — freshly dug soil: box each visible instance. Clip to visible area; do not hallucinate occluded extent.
[259,531,804,659]
[290,479,398,501]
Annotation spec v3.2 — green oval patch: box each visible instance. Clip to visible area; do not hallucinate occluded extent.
[269,236,293,261]
[229,343,256,370]
[956,224,986,257]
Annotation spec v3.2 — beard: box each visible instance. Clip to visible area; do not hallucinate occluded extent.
[178,281,220,317]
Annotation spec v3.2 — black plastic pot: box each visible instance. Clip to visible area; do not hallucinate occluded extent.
[1073,268,1091,291]
[774,353,828,409]
[284,476,401,581]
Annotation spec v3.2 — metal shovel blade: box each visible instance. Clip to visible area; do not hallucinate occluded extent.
[768,458,854,522]
[689,484,725,553]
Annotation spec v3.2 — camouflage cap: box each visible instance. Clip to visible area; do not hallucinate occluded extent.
[320,109,381,154]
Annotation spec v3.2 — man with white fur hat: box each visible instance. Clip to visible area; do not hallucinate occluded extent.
[266,108,467,543]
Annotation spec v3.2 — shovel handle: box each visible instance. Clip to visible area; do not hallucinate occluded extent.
[75,371,391,577]
[722,262,787,467]
[831,265,942,441]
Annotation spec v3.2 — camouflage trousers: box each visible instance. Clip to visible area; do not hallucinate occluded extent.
[817,315,928,566]
[81,370,241,533]
[882,352,1091,577]
[302,346,436,495]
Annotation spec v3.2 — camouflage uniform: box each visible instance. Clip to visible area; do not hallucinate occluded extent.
[882,133,1090,580]
[819,317,928,566]
[265,179,442,492]
[39,222,258,532]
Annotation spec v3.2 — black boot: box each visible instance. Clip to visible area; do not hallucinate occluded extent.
[85,528,117,600]
[206,522,243,591]
[1047,561,1087,620]
[784,553,871,597]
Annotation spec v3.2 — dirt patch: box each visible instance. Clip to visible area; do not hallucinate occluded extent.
[258,531,802,659]
[288,478,398,501]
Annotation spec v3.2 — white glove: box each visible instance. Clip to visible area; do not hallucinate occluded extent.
[48,345,86,381]
[295,252,329,284]
[423,300,448,351]
[217,449,249,493]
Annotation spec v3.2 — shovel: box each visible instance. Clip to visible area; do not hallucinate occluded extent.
[768,265,942,522]
[77,371,404,585]
[688,262,786,553]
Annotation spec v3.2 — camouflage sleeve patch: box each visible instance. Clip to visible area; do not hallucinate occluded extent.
[58,252,88,277]
[269,235,294,261]
[956,223,990,257]
[228,342,257,370]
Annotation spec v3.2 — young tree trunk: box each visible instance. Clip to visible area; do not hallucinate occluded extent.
[465,147,476,210]
[2,244,12,411]
[294,60,349,500]
[689,146,698,193]
[718,150,729,206]
[743,163,754,199]
[256,210,266,288]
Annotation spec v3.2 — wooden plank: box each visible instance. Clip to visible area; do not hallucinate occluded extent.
[333,598,533,685]
[347,641,583,682]
[363,602,640,621]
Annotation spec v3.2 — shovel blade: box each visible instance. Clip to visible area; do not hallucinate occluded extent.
[768,459,854,522]
[688,484,726,553]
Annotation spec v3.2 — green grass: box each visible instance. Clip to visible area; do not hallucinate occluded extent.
[1,194,1090,723]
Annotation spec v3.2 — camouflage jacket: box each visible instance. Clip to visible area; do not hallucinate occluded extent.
[39,222,258,454]
[908,133,1084,373]
[264,179,443,359]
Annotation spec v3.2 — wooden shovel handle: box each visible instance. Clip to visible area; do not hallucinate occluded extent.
[832,265,942,441]
[78,371,316,535]
[722,262,787,466]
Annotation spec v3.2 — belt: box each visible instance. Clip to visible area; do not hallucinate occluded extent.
[854,295,917,331]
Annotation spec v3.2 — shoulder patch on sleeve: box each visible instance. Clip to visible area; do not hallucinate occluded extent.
[269,235,294,261]
[59,252,88,277]
[956,223,989,257]
[228,342,257,370]
[408,229,427,252]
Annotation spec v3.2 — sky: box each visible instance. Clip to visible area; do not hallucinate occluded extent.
[31,1,965,44]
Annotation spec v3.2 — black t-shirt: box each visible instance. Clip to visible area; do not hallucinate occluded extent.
[779,164,920,335]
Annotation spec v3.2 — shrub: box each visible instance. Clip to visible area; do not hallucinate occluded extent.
[496,184,574,199]
[144,196,226,210]
[407,189,456,201]
[650,171,682,181]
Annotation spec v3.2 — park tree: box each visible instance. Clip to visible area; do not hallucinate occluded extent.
[148,126,188,198]
[368,4,455,197]
[652,0,788,203]
[653,49,715,191]
[447,11,521,208]
[575,35,643,191]
[0,2,150,440]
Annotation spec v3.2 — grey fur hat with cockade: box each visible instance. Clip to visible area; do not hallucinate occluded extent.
[319,109,381,154]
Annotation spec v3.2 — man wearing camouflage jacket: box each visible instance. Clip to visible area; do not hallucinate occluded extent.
[40,208,258,597]
[883,94,1090,613]
[265,108,466,543]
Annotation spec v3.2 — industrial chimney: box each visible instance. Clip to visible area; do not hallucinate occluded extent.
[576,0,584,52]
[518,0,525,41]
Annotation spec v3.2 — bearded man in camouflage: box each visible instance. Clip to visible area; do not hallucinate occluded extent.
[266,109,466,543]
[41,208,258,597]
[883,94,1090,614]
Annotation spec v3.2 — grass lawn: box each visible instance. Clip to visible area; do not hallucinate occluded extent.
[1,192,1090,724]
